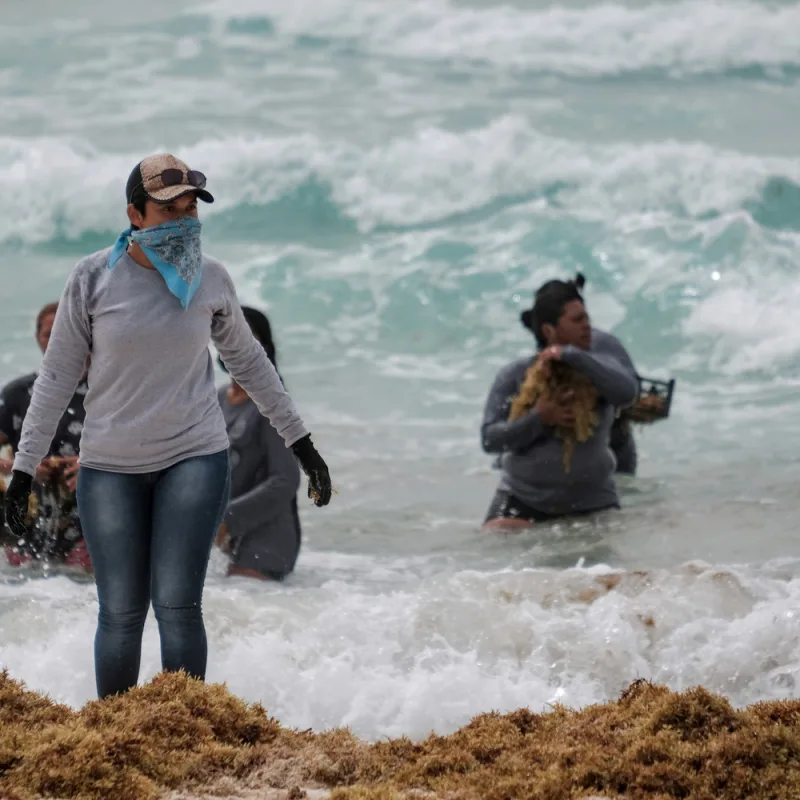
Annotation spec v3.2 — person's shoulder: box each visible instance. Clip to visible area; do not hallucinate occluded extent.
[202,254,230,279]
[591,328,637,370]
[72,247,113,277]
[592,327,626,352]
[201,255,236,293]
[65,247,114,296]
[494,355,531,384]
[3,372,37,393]
[0,372,37,399]
[591,327,616,344]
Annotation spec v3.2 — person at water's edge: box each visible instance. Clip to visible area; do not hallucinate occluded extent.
[215,306,303,581]
[0,301,91,570]
[481,274,638,529]
[3,154,332,698]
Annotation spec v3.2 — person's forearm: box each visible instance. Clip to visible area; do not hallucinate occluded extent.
[223,340,307,446]
[562,346,638,407]
[481,410,548,454]
[14,273,91,476]
[212,273,308,447]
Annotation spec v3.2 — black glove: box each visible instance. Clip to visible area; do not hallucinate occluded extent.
[3,470,33,544]
[291,435,332,507]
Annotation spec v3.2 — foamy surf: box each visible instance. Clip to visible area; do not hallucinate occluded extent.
[2,558,798,740]
[1,119,799,243]
[196,0,800,78]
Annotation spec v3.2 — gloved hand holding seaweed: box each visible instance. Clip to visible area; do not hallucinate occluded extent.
[291,434,333,506]
[2,469,34,546]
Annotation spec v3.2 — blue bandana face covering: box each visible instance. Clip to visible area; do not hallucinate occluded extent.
[108,217,204,309]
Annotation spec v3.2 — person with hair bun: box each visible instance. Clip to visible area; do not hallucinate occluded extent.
[480,274,638,529]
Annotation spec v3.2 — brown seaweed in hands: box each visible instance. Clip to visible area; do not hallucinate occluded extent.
[310,486,339,504]
[508,359,598,472]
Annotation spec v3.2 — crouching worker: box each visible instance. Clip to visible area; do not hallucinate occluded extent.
[215,307,302,580]
[0,301,91,573]
[480,274,638,529]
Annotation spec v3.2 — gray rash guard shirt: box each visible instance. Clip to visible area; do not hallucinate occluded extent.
[219,389,302,577]
[481,329,638,516]
[13,248,308,476]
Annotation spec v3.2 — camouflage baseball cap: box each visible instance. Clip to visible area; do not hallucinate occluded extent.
[125,153,214,205]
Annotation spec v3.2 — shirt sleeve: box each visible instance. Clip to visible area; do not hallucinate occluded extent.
[561,335,639,408]
[480,362,548,455]
[13,269,92,476]
[225,416,301,540]
[211,269,308,447]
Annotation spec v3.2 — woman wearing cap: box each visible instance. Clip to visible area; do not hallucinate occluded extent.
[480,275,638,529]
[3,154,332,698]
[215,306,303,581]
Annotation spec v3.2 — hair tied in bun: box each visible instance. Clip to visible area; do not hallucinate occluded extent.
[520,309,535,331]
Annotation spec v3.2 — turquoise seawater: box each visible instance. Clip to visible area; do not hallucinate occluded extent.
[1,0,800,739]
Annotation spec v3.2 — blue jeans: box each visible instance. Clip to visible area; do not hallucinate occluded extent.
[77,450,231,698]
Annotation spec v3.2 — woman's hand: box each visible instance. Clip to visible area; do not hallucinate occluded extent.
[3,470,33,541]
[291,435,332,507]
[535,391,575,427]
[35,457,58,483]
[215,522,230,553]
[537,345,563,366]
[61,457,80,493]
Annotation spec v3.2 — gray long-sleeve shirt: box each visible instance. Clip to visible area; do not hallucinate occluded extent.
[13,248,308,476]
[220,389,301,577]
[481,329,638,516]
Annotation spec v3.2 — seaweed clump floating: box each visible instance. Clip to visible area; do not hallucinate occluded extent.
[508,359,598,471]
[2,671,800,799]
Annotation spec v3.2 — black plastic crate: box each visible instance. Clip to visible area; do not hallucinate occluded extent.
[623,376,676,424]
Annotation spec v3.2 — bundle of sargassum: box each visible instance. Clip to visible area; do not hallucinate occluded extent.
[508,360,598,471]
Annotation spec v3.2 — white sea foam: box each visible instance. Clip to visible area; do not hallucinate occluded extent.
[1,559,799,739]
[1,118,797,243]
[197,0,800,76]
[3,117,799,377]
[684,275,800,375]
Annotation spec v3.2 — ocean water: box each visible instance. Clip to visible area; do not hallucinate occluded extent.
[2,0,800,741]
